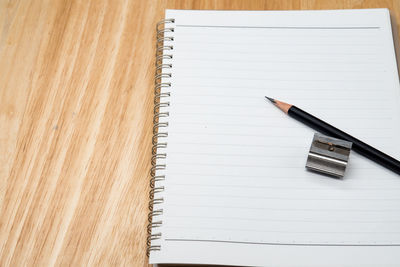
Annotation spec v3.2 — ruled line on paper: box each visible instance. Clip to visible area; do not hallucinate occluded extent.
[175,68,386,73]
[166,171,400,185]
[165,172,399,181]
[168,131,393,140]
[168,185,400,199]
[176,50,380,56]
[171,112,393,120]
[167,214,400,223]
[172,112,277,117]
[172,121,391,129]
[168,192,400,201]
[176,41,382,47]
[172,98,391,104]
[165,142,393,151]
[174,84,385,91]
[176,25,381,29]
[175,104,392,112]
[172,95,390,102]
[176,31,381,37]
[168,152,306,158]
[167,204,400,212]
[177,58,383,64]
[170,131,311,138]
[166,182,400,191]
[165,225,400,234]
[177,75,383,82]
[165,238,400,246]
[168,162,305,169]
[167,142,306,148]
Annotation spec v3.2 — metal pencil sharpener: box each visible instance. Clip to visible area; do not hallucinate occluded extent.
[306,133,352,178]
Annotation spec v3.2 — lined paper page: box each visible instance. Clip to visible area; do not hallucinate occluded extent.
[151,9,400,266]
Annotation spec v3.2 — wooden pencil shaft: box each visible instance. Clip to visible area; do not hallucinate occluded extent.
[288,106,400,175]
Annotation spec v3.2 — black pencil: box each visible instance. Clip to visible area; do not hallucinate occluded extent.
[265,96,400,175]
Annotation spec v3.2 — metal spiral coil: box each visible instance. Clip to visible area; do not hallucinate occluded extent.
[147,18,174,257]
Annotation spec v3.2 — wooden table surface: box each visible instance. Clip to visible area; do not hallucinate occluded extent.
[1,0,399,266]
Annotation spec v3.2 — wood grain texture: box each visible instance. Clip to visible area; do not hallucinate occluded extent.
[0,0,399,266]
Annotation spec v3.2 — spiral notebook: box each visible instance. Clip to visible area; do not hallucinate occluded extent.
[148,9,400,266]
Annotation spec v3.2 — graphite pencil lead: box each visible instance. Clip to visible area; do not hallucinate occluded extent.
[265,96,276,103]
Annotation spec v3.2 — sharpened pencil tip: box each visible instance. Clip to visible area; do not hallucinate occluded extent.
[265,97,292,114]
[265,96,276,104]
